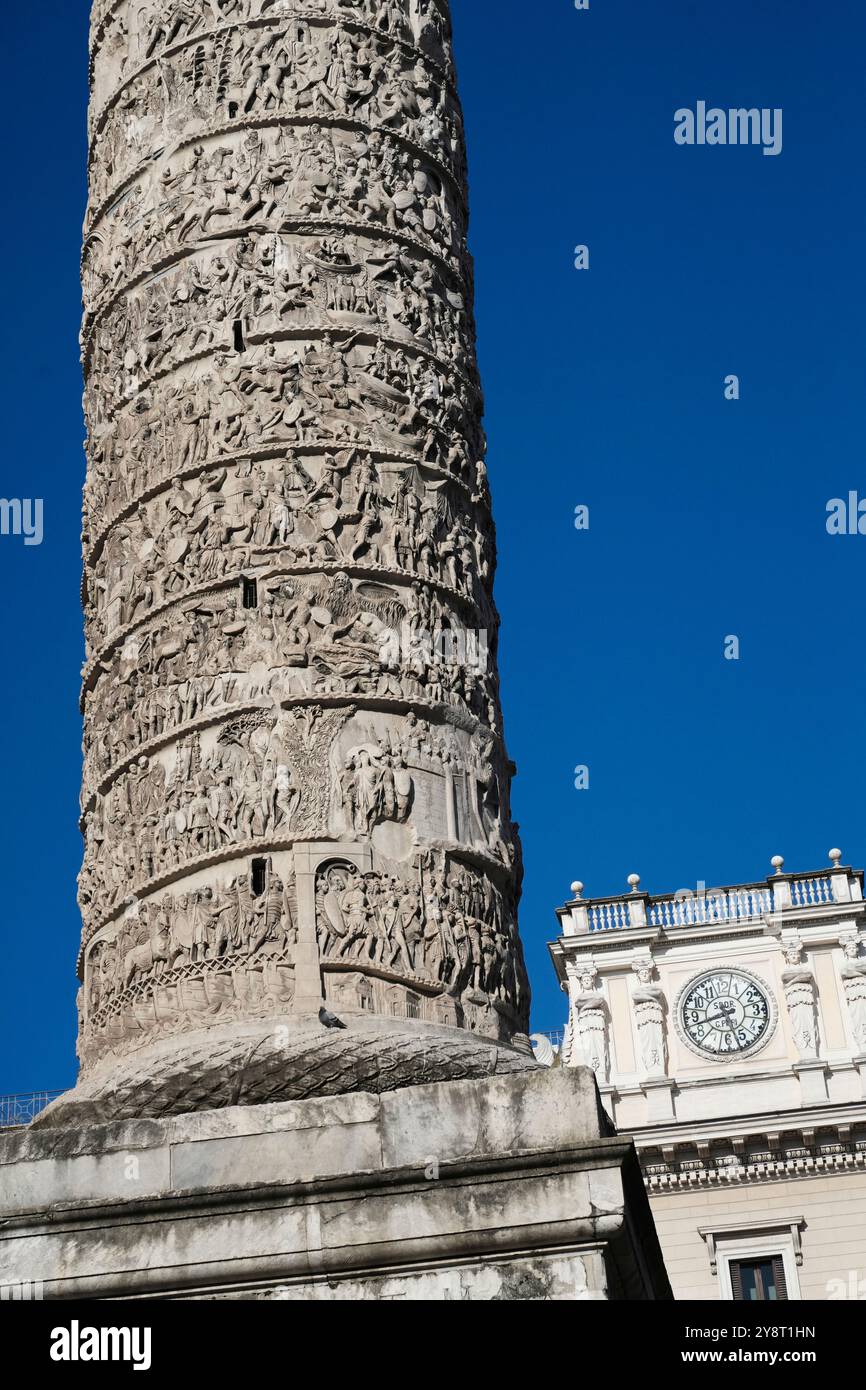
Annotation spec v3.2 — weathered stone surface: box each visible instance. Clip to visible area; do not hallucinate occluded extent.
[1,1071,671,1300]
[34,1015,535,1126]
[70,0,532,1118]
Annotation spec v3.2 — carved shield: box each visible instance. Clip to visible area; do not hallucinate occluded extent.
[322,889,347,939]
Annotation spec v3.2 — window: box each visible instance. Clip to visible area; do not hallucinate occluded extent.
[699,1220,804,1302]
[251,859,267,898]
[242,577,258,609]
[730,1257,788,1302]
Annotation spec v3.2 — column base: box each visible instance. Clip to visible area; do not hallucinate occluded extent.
[0,1070,671,1301]
[33,1016,537,1128]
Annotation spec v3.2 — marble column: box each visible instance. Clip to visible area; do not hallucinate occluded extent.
[43,0,535,1127]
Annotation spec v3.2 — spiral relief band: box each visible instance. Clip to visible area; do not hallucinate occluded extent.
[50,0,535,1126]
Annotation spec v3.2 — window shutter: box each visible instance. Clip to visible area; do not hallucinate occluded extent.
[729,1260,745,1301]
[772,1255,789,1302]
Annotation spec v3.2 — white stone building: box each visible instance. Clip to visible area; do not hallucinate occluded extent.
[548,852,866,1301]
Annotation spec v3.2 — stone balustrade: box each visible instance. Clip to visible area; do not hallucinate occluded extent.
[558,854,865,938]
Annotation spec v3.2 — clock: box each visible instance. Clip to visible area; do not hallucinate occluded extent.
[675,968,776,1061]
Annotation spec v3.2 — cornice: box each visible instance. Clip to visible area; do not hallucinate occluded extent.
[642,1144,866,1193]
[630,1101,866,1193]
[628,1099,866,1148]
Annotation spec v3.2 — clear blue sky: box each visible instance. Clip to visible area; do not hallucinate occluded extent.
[1,0,864,1092]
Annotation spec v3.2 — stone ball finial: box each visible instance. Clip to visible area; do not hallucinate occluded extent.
[571,881,584,899]
[628,873,641,892]
[771,855,785,875]
[829,848,843,867]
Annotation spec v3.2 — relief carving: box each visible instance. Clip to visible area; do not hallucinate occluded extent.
[76,0,529,1088]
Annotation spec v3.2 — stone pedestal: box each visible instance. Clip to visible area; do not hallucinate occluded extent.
[793,1060,831,1106]
[641,1078,677,1123]
[0,1070,670,1302]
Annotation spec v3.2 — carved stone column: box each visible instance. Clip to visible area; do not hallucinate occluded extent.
[42,0,535,1127]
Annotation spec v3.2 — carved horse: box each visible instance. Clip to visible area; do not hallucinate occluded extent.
[124,923,173,988]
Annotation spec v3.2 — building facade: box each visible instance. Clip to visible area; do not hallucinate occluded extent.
[549,853,866,1301]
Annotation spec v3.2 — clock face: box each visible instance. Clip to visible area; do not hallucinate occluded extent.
[677,969,774,1060]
